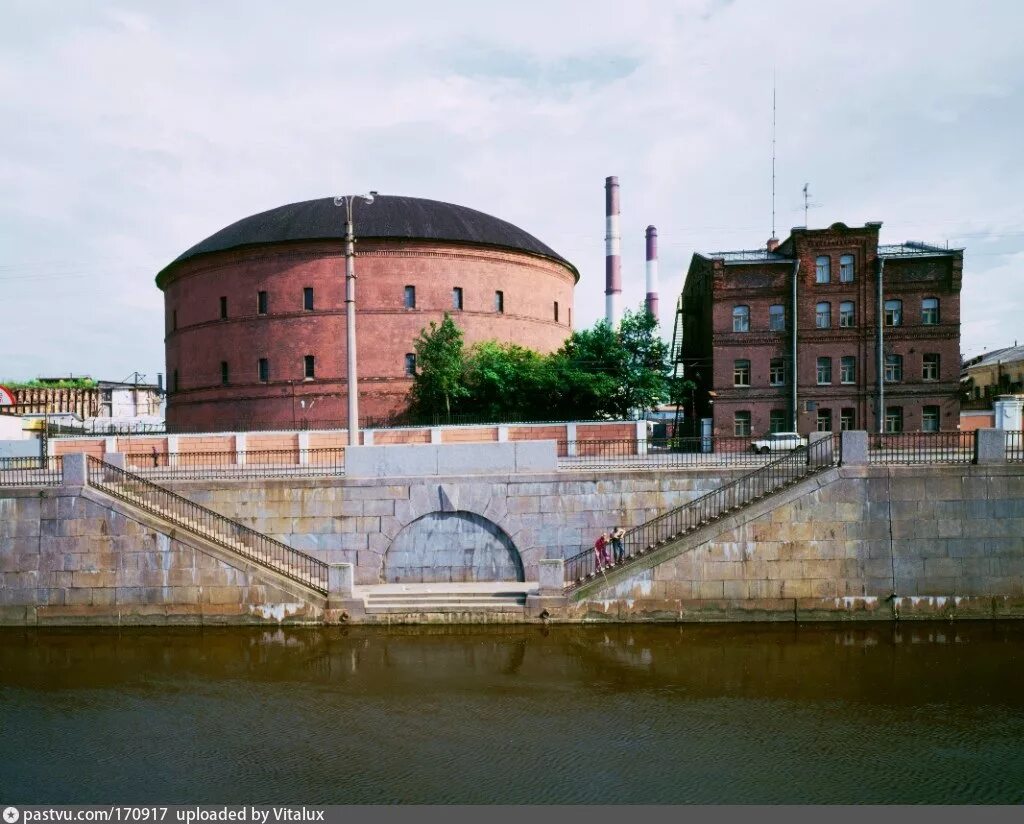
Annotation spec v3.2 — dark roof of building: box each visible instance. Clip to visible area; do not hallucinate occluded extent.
[158,195,578,283]
[698,240,962,265]
[697,249,792,264]
[877,242,960,258]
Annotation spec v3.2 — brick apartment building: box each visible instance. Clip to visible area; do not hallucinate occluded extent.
[681,222,963,437]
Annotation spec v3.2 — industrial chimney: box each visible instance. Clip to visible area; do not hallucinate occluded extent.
[604,176,622,327]
[645,225,659,320]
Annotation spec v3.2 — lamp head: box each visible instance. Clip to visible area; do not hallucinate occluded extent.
[362,191,377,204]
[333,196,345,207]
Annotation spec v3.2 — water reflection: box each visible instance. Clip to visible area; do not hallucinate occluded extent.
[1,623,1023,803]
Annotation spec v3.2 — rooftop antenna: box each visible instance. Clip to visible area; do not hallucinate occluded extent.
[803,183,810,227]
[771,74,776,239]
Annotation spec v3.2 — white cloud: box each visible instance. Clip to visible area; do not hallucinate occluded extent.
[1,0,1023,381]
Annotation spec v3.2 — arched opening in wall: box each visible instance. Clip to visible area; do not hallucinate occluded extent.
[381,511,524,584]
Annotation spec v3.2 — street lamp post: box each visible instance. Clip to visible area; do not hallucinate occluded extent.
[333,191,378,447]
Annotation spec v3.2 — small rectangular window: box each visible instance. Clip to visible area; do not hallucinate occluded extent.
[922,297,939,325]
[815,302,831,329]
[815,255,830,284]
[923,353,940,381]
[816,408,832,432]
[769,358,786,386]
[922,405,940,432]
[840,355,856,384]
[258,291,268,315]
[258,358,269,383]
[220,296,228,319]
[404,353,416,376]
[839,301,855,327]
[733,305,750,332]
[884,299,902,327]
[817,357,832,385]
[304,355,315,379]
[733,359,751,387]
[220,361,229,386]
[769,304,785,331]
[554,301,560,322]
[840,254,855,283]
[769,410,787,433]
[495,291,504,313]
[172,309,178,331]
[884,354,903,383]
[404,285,416,309]
[840,408,856,431]
[885,406,903,433]
[733,411,751,437]
[303,287,314,311]
[453,287,463,310]
[172,369,179,393]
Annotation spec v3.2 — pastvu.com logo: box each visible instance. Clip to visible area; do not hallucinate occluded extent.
[3,807,19,823]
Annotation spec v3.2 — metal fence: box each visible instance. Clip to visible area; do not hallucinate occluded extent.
[867,432,974,465]
[86,457,329,593]
[0,456,63,487]
[558,437,790,470]
[1007,431,1024,463]
[125,449,345,480]
[564,437,837,589]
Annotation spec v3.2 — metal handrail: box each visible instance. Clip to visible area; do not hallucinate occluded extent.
[558,436,786,470]
[1007,430,1023,463]
[867,431,973,464]
[124,448,345,479]
[0,456,63,487]
[564,436,837,589]
[85,456,328,594]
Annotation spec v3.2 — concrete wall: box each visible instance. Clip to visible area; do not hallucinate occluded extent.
[158,470,739,584]
[572,464,1024,622]
[0,487,324,626]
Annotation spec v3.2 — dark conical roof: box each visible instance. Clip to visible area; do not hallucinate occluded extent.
[158,195,577,284]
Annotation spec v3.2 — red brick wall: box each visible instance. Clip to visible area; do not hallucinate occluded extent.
[693,224,962,436]
[441,427,498,443]
[162,239,576,432]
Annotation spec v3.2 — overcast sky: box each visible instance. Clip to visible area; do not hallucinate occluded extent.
[2,0,1022,384]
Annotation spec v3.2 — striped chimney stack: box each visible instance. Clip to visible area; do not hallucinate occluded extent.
[645,225,659,320]
[604,176,622,327]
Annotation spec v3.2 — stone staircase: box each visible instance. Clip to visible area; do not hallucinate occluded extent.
[85,459,329,595]
[565,437,838,593]
[361,583,530,616]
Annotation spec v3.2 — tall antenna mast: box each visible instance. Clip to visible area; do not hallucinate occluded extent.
[803,182,810,227]
[771,75,776,239]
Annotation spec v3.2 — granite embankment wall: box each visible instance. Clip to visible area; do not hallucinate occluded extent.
[148,471,739,584]
[572,463,1024,622]
[0,486,325,626]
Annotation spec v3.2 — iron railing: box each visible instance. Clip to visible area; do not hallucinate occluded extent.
[564,437,838,589]
[867,431,973,464]
[0,456,63,487]
[557,436,790,470]
[1007,431,1024,463]
[85,456,328,593]
[125,449,345,479]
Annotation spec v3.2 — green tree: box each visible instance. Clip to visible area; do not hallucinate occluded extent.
[618,308,670,417]
[547,320,624,419]
[463,341,549,421]
[408,313,469,419]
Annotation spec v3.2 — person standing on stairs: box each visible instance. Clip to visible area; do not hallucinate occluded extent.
[610,526,625,565]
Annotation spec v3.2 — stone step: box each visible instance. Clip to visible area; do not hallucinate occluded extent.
[365,591,528,602]
[364,602,527,614]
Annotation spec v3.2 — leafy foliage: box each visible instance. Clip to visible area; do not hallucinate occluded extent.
[406,306,672,423]
[407,313,469,418]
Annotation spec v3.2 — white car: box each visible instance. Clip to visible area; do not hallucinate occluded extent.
[750,432,807,454]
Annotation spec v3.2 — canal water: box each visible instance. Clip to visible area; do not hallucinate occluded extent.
[2,623,1023,804]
